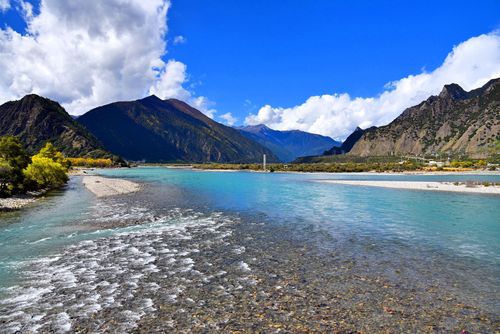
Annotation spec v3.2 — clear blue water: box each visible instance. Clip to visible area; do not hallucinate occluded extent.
[98,167,500,262]
[0,167,499,332]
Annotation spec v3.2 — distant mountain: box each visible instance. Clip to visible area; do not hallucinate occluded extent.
[78,96,278,163]
[238,124,340,162]
[0,94,108,157]
[322,126,376,155]
[349,78,500,158]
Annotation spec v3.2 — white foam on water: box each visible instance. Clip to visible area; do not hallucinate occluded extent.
[237,261,251,272]
[54,312,72,332]
[0,207,241,332]
[233,246,246,254]
[144,282,160,291]
[29,236,53,244]
[141,298,155,312]
[0,286,53,306]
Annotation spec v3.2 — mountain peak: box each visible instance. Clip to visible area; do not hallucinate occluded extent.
[238,124,271,134]
[439,83,468,100]
[0,94,106,156]
[17,94,50,108]
[78,97,277,163]
[139,94,163,103]
[20,93,43,101]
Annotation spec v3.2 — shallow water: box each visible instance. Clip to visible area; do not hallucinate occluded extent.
[0,168,499,332]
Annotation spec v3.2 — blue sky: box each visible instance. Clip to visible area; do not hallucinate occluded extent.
[166,0,500,122]
[0,0,499,138]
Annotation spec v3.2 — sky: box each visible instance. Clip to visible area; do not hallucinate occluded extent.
[0,0,499,140]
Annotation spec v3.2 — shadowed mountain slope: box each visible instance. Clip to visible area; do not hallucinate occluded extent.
[78,96,278,163]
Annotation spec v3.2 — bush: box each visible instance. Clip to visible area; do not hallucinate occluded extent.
[0,136,30,196]
[450,160,474,168]
[24,156,68,189]
[0,138,70,195]
[68,157,113,167]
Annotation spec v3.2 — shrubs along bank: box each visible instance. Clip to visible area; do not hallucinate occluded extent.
[192,159,496,173]
[0,133,131,199]
[68,157,114,168]
[0,136,69,197]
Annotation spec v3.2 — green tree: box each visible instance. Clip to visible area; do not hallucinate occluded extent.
[0,136,30,196]
[23,156,68,189]
[0,159,15,197]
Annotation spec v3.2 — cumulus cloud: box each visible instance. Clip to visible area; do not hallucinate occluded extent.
[0,0,214,116]
[219,112,237,126]
[18,0,34,19]
[173,35,186,45]
[0,0,9,12]
[148,59,216,117]
[246,32,500,140]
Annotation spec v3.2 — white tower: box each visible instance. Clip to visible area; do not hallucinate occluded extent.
[263,154,266,171]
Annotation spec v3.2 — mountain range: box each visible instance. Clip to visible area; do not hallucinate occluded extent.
[77,96,278,163]
[0,79,498,163]
[349,78,500,158]
[237,124,340,162]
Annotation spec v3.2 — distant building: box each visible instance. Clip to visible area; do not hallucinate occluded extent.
[428,160,444,167]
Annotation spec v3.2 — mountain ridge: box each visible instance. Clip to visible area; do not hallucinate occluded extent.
[349,78,500,158]
[0,94,109,157]
[237,124,340,162]
[78,96,278,163]
[322,126,376,156]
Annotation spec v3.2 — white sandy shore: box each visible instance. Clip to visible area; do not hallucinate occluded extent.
[82,176,141,197]
[319,180,500,195]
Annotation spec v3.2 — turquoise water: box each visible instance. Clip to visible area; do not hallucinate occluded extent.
[98,167,500,262]
[0,167,499,332]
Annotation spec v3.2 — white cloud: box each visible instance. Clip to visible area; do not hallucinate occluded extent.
[148,59,216,117]
[190,96,216,118]
[219,112,237,126]
[246,32,500,141]
[149,60,190,101]
[19,0,34,19]
[0,0,213,116]
[0,0,9,12]
[173,35,186,45]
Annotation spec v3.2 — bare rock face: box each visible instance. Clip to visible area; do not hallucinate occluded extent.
[349,78,500,158]
[0,94,108,157]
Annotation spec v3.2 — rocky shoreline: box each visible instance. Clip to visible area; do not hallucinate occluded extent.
[0,194,39,211]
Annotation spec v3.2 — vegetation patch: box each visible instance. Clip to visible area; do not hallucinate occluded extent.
[0,137,70,198]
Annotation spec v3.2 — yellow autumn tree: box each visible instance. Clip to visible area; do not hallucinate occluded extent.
[23,143,69,189]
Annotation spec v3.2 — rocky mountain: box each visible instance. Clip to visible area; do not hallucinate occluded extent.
[323,126,376,155]
[78,96,278,163]
[0,94,108,157]
[349,79,500,158]
[238,124,340,162]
